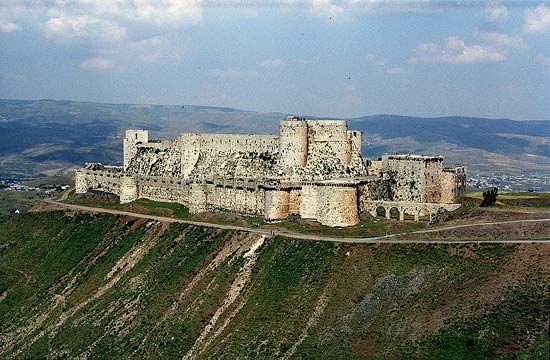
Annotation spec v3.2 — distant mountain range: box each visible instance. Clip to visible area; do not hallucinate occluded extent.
[0,99,548,186]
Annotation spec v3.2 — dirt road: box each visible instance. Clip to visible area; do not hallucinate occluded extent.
[44,199,550,244]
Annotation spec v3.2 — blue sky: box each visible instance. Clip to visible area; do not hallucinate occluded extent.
[1,1,549,119]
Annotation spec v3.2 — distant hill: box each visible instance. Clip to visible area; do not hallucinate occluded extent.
[0,99,548,185]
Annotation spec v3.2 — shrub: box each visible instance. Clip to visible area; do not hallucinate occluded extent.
[480,187,498,207]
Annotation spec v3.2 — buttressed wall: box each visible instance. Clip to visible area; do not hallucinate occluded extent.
[76,116,466,227]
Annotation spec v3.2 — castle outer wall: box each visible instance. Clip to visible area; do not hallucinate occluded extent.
[75,117,466,227]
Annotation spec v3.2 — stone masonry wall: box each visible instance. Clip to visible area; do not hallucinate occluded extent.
[348,130,362,156]
[306,120,351,166]
[75,166,124,196]
[288,189,302,215]
[134,176,267,215]
[123,130,148,170]
[364,155,465,205]
[316,185,359,227]
[127,143,182,177]
[366,159,383,177]
[424,160,443,203]
[188,134,279,154]
[264,190,289,220]
[204,184,265,216]
[299,184,318,219]
[381,156,427,202]
[279,119,308,168]
[441,167,467,203]
[120,177,138,203]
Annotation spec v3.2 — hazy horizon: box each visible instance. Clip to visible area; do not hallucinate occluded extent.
[2,96,550,122]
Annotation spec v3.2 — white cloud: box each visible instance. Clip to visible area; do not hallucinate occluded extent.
[78,34,185,71]
[132,36,165,48]
[133,0,202,26]
[416,42,439,55]
[0,21,21,33]
[477,31,525,49]
[44,14,126,41]
[307,0,454,19]
[34,0,203,69]
[259,58,285,67]
[485,2,509,23]
[409,36,506,64]
[309,0,427,21]
[127,35,184,64]
[386,67,405,74]
[523,3,550,34]
[310,0,346,19]
[80,57,116,69]
[0,1,46,32]
[366,54,386,66]
[53,0,203,27]
[208,68,262,79]
[340,0,435,11]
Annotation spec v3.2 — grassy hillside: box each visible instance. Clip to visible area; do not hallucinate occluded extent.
[0,190,48,215]
[0,99,548,186]
[0,210,548,358]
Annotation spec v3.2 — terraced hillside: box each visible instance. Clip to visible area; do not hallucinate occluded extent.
[0,211,548,359]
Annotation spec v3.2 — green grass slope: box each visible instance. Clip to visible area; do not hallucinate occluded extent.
[0,211,548,359]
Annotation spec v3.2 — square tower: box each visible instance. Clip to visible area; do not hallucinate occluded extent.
[123,130,148,170]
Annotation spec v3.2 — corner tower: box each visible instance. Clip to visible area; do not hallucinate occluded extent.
[123,130,148,170]
[279,116,308,168]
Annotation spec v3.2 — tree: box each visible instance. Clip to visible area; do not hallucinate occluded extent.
[480,187,498,207]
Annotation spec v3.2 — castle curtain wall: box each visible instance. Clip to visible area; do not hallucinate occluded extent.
[76,118,465,227]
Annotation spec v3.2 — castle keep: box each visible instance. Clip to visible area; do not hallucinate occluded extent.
[76,116,466,227]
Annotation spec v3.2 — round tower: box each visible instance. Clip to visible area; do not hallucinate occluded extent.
[279,116,308,168]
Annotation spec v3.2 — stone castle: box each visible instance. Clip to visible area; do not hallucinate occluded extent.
[76,116,466,227]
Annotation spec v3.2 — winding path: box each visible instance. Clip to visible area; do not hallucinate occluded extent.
[43,199,550,244]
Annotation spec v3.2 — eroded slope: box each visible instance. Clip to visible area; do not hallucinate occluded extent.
[0,211,548,359]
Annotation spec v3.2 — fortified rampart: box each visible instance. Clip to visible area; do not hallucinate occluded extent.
[76,116,466,227]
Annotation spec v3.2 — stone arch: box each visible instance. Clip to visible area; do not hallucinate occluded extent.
[404,207,417,221]
[389,206,400,220]
[418,207,431,221]
[375,205,387,218]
